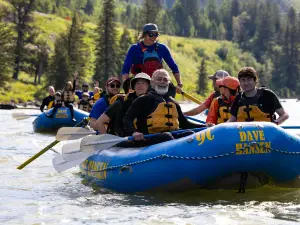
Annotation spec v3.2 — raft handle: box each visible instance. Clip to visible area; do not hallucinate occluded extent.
[120,166,132,174]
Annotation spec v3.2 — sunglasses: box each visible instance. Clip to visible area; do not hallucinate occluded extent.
[110,84,120,89]
[147,32,159,38]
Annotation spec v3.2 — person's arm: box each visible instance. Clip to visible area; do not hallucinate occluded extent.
[161,45,181,85]
[40,98,46,112]
[227,94,240,123]
[95,113,110,134]
[274,108,289,125]
[121,45,135,80]
[206,99,219,126]
[89,98,108,129]
[267,90,289,125]
[184,104,208,116]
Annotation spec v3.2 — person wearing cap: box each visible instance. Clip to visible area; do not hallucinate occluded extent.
[121,23,182,98]
[206,77,241,127]
[228,67,289,124]
[122,69,205,147]
[184,70,230,116]
[40,86,55,112]
[78,92,93,112]
[89,77,121,129]
[95,73,151,135]
[73,72,94,100]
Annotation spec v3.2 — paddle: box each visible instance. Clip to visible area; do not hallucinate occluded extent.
[186,116,206,124]
[181,91,202,105]
[12,112,40,120]
[17,120,83,170]
[54,127,207,172]
[56,127,96,141]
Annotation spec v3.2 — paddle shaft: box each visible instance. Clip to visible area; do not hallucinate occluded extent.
[17,140,59,170]
[181,92,202,105]
[17,120,83,170]
[185,116,206,124]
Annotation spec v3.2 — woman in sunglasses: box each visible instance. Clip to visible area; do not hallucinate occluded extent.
[121,23,183,97]
[89,77,121,129]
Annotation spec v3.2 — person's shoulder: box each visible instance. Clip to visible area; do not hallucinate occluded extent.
[157,42,168,50]
[129,43,140,50]
[259,88,278,98]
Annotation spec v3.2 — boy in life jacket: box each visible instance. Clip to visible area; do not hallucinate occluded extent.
[206,76,240,127]
[121,23,183,97]
[78,92,93,113]
[228,67,289,124]
[46,91,62,117]
[40,86,55,112]
[184,70,230,116]
[95,73,151,136]
[123,69,205,147]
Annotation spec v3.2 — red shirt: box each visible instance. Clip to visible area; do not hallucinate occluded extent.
[204,92,219,108]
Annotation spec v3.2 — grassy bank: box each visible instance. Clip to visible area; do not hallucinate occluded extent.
[1,11,260,103]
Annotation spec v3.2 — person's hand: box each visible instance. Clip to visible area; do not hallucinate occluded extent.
[206,123,215,127]
[176,84,183,94]
[133,132,144,141]
[94,80,99,87]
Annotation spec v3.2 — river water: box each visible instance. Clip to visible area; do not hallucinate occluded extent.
[1,100,300,225]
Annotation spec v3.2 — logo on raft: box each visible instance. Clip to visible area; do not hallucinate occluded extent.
[81,160,108,180]
[195,129,271,155]
[236,130,271,155]
[55,109,69,119]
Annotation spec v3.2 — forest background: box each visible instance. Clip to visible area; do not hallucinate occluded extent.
[0,0,300,103]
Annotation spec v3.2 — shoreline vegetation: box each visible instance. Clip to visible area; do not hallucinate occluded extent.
[1,0,300,104]
[0,11,259,104]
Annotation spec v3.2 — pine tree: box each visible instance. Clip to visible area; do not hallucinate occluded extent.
[67,12,86,76]
[117,28,132,73]
[9,0,36,80]
[94,0,119,86]
[0,22,14,87]
[140,0,162,25]
[47,35,71,89]
[197,58,208,95]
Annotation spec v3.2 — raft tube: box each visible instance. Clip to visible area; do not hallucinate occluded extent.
[33,107,88,132]
[80,122,300,193]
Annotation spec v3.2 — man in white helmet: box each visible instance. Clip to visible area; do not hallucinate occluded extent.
[95,73,151,135]
[184,70,230,116]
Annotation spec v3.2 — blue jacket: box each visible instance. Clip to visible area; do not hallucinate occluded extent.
[121,42,179,75]
[89,96,109,120]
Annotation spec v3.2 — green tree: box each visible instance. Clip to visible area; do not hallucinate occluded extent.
[68,12,86,76]
[197,58,208,95]
[140,0,162,25]
[47,35,71,89]
[118,28,132,73]
[0,22,14,87]
[9,0,36,80]
[94,0,119,86]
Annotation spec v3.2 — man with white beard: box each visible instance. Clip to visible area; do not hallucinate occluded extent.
[122,69,204,147]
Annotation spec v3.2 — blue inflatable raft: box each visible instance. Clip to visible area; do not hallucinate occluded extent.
[33,107,88,132]
[80,122,300,193]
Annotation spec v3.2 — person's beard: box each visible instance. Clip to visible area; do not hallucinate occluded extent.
[154,84,168,95]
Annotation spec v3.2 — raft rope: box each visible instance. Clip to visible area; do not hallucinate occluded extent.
[81,141,300,173]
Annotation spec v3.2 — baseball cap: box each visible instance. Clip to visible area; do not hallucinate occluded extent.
[143,23,158,33]
[82,82,89,87]
[106,77,121,86]
[216,76,240,90]
[208,70,230,80]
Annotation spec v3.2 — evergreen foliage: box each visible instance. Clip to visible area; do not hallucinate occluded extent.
[94,0,119,87]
